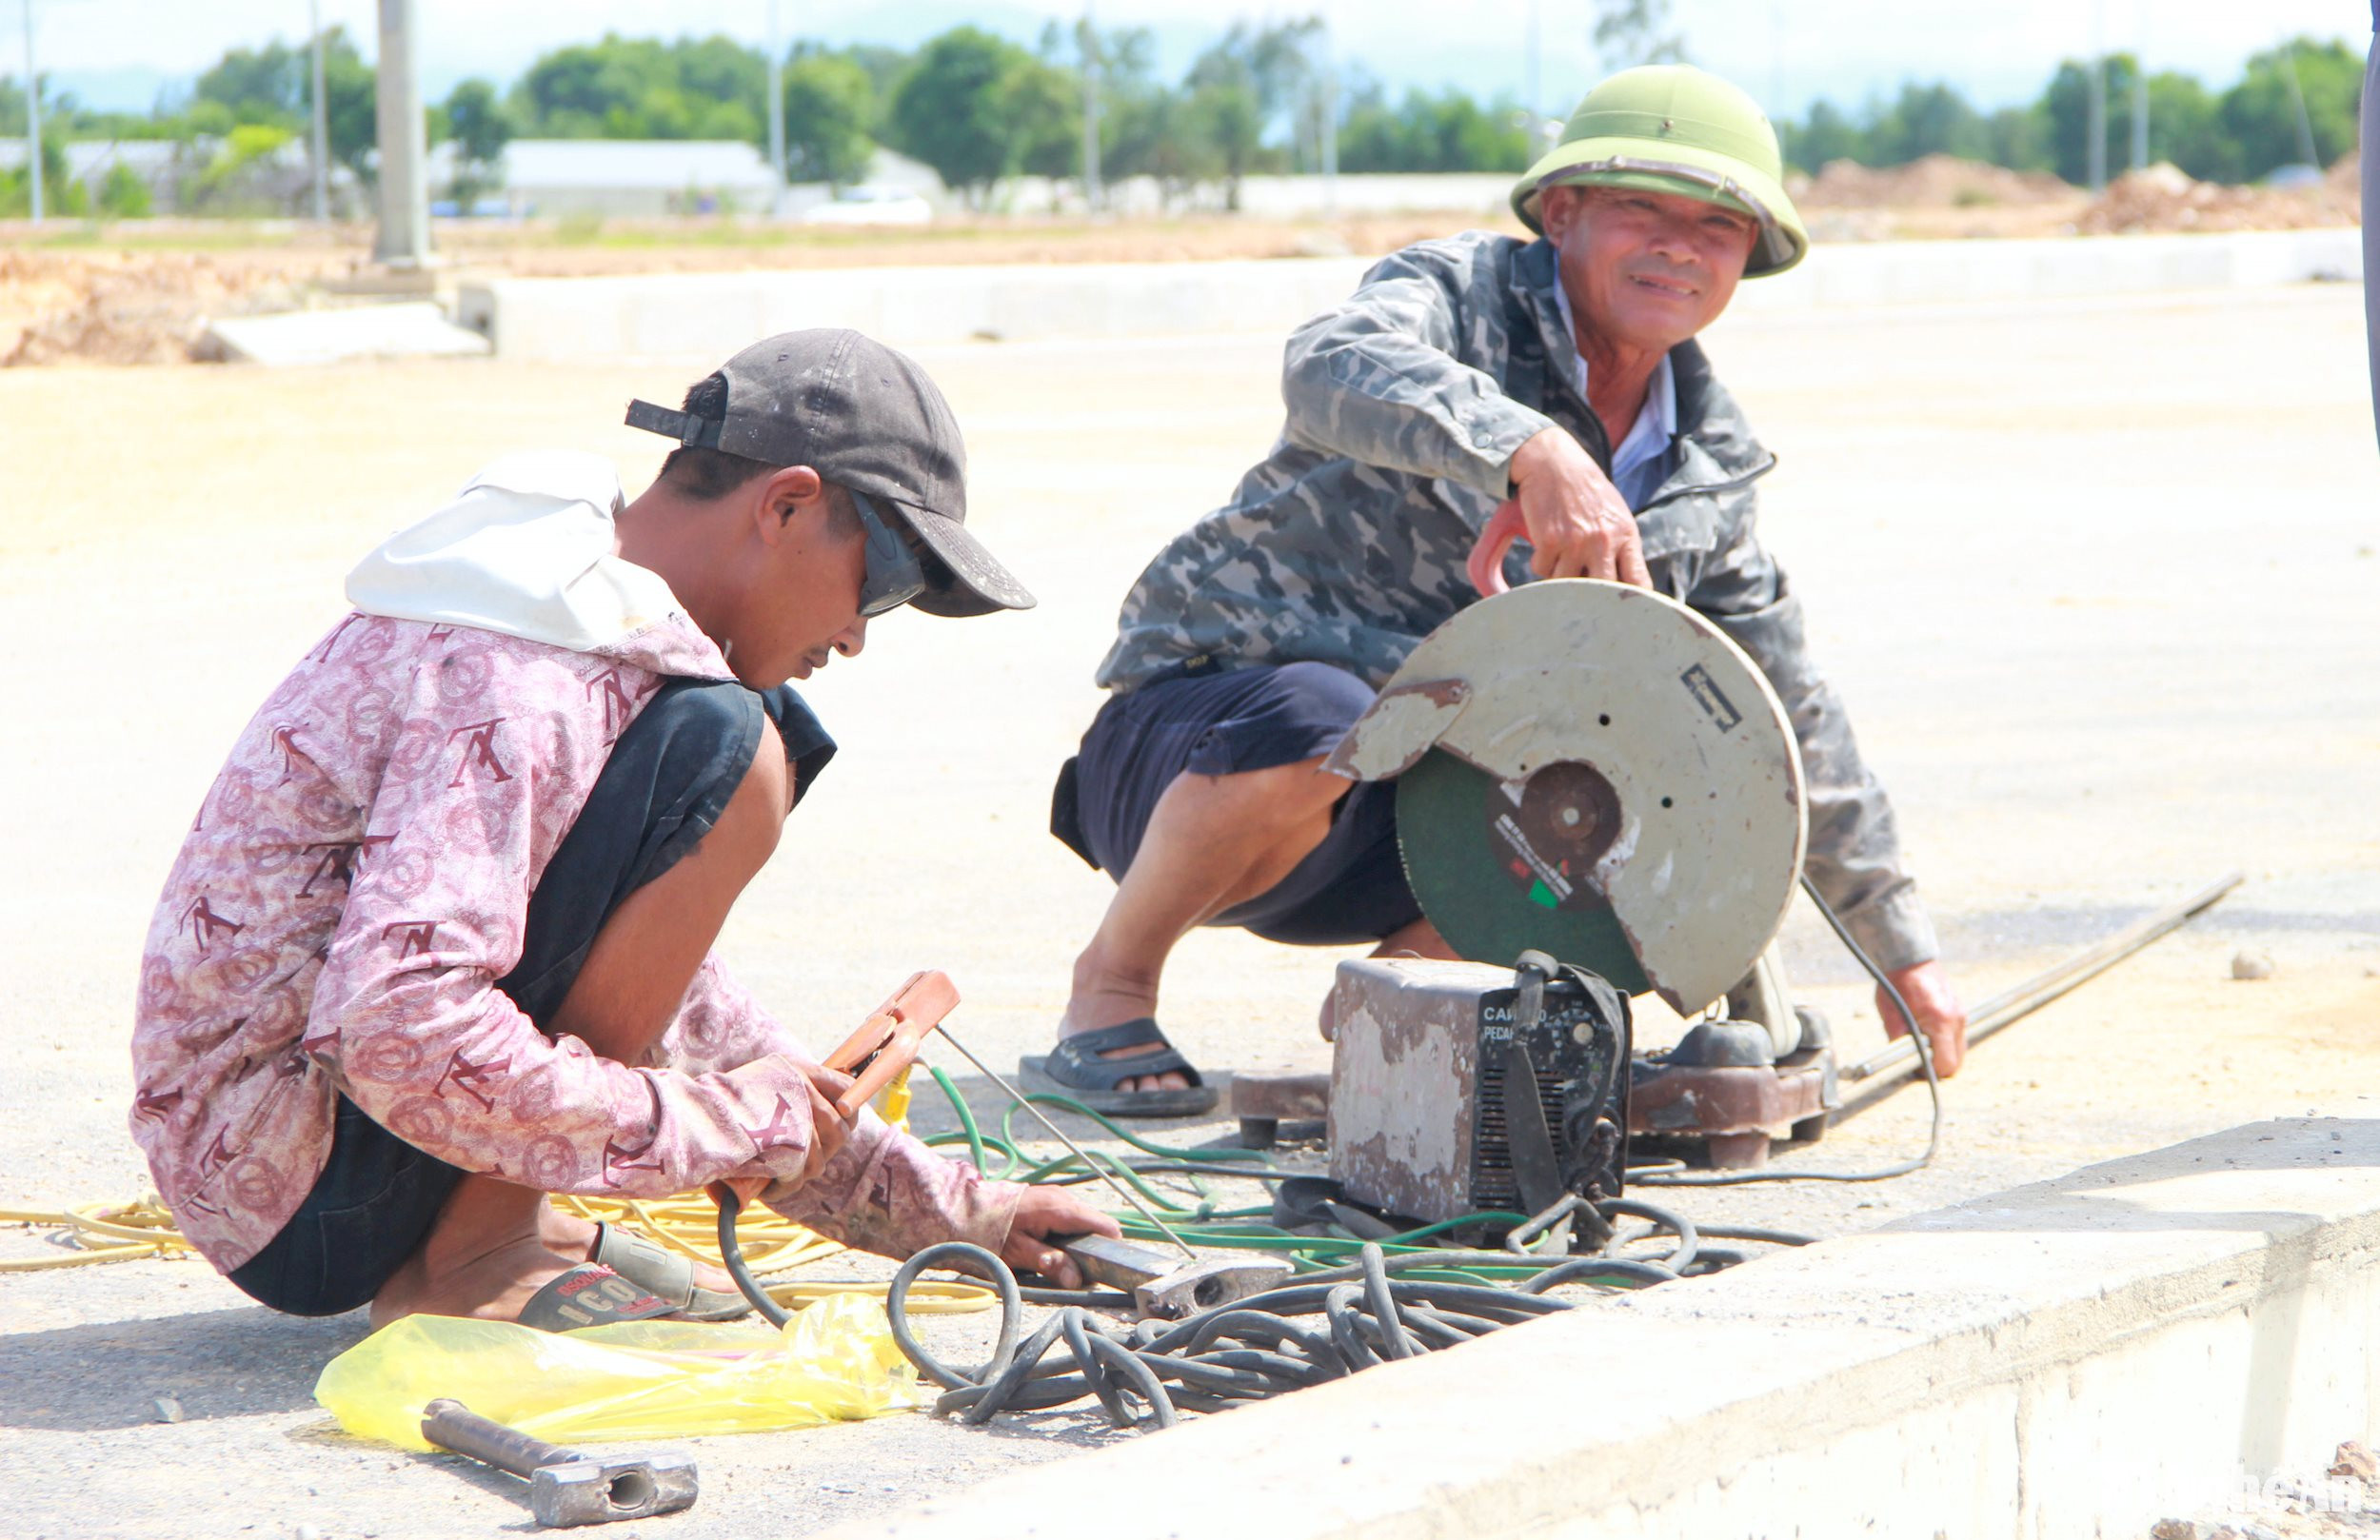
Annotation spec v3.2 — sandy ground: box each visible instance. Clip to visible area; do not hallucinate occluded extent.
[1,284,2376,1539]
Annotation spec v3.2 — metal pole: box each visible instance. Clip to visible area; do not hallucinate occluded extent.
[1319,11,1337,214]
[1525,0,1541,140]
[2282,43,2320,168]
[371,0,429,266]
[2129,45,2148,171]
[1080,4,1101,213]
[1837,872,2242,1110]
[20,0,39,225]
[309,0,328,221]
[764,0,784,211]
[2086,0,2107,192]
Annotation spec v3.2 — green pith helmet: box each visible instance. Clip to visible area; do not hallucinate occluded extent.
[1513,64,1808,278]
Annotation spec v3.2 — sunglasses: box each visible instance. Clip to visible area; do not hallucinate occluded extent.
[850,489,929,618]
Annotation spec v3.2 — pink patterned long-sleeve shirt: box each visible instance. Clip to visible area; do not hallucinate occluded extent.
[130,607,1018,1273]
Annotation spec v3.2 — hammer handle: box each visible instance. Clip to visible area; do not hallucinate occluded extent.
[422,1398,578,1480]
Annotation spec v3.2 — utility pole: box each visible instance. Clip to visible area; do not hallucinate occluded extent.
[1524,0,1541,144]
[2281,42,2320,168]
[20,0,40,225]
[2084,0,2107,192]
[2130,49,2147,170]
[309,0,329,221]
[1319,10,1337,213]
[764,0,784,211]
[1080,5,1101,213]
[371,0,429,267]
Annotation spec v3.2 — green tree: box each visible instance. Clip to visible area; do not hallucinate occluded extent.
[1784,98,1865,172]
[96,159,152,216]
[1338,84,1530,172]
[1866,82,1989,165]
[2039,58,2104,185]
[0,128,79,218]
[2218,38,2361,179]
[883,27,1077,202]
[1984,104,2053,172]
[438,77,512,202]
[1594,0,1685,69]
[511,33,764,141]
[780,49,875,187]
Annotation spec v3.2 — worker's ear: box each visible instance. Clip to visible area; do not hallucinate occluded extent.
[1538,185,1587,243]
[752,464,823,545]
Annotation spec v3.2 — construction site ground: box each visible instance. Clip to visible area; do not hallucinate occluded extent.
[1,279,2375,1539]
[0,149,2359,365]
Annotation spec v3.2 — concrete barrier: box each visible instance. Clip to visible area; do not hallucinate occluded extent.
[810,1116,2380,1540]
[457,227,2361,364]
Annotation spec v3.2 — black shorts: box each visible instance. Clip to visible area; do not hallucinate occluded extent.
[1049,661,1421,947]
[225,678,834,1317]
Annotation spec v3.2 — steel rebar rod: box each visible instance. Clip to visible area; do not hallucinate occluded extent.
[1834,871,2241,1120]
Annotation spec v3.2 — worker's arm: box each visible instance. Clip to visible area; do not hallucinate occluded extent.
[1281,241,1647,583]
[1280,245,1557,502]
[1687,495,1969,1073]
[665,958,1027,1259]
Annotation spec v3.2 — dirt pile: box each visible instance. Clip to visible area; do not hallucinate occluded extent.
[1,247,350,366]
[2078,159,2361,234]
[1794,154,2076,209]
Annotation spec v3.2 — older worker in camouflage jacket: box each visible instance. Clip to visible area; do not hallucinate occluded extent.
[1032,66,1969,1116]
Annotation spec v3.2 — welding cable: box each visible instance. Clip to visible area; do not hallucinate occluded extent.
[887,1243,1586,1432]
[1631,876,1946,1187]
[1695,1223,1818,1248]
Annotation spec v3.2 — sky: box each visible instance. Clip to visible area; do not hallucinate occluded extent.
[11,0,2367,123]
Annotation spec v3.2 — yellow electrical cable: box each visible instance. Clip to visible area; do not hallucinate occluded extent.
[0,1070,991,1311]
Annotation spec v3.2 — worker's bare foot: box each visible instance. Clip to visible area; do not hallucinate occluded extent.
[369,1233,581,1328]
[1059,953,1190,1094]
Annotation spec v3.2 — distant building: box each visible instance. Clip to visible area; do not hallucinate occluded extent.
[428,139,783,218]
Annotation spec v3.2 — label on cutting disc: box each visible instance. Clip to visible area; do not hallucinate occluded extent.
[1485,761,1622,914]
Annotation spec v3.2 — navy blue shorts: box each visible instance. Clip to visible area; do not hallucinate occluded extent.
[225,678,834,1317]
[1049,661,1421,946]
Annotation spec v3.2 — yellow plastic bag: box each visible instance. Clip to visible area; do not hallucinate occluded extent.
[314,1293,922,1449]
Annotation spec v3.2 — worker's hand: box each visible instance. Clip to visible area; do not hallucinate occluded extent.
[1506,426,1652,587]
[1877,960,1968,1079]
[799,1065,858,1178]
[1000,1186,1123,1289]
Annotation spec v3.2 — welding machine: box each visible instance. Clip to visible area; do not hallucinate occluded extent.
[1327,952,1631,1225]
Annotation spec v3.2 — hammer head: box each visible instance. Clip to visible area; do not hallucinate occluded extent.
[1132,1256,1294,1320]
[528,1451,699,1529]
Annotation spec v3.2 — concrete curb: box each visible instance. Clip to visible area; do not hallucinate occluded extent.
[811,1117,2380,1540]
[456,227,2360,363]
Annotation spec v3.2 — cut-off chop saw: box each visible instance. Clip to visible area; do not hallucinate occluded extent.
[1315,566,1830,1206]
[1235,536,2236,1225]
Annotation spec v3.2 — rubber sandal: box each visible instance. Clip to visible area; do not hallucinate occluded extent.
[591,1222,753,1322]
[1018,1017,1220,1118]
[512,1263,678,1333]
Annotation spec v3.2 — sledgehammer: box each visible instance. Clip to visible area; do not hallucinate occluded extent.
[421,1399,697,1528]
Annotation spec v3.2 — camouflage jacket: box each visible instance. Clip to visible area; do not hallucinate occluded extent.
[1096,230,1937,971]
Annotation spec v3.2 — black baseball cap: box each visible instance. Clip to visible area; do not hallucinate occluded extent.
[625,328,1034,617]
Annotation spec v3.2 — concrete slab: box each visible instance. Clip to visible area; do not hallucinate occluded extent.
[201,302,492,366]
[457,227,2361,362]
[813,1116,2380,1540]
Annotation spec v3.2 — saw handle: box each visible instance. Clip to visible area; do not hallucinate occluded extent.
[1467,501,1527,597]
[820,969,960,1121]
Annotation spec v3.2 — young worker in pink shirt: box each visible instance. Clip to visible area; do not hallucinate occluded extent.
[131,330,1114,1331]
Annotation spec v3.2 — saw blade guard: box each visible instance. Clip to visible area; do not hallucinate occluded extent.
[1332,580,1807,1015]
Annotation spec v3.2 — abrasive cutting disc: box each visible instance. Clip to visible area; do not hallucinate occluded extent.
[1327,580,1807,1015]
